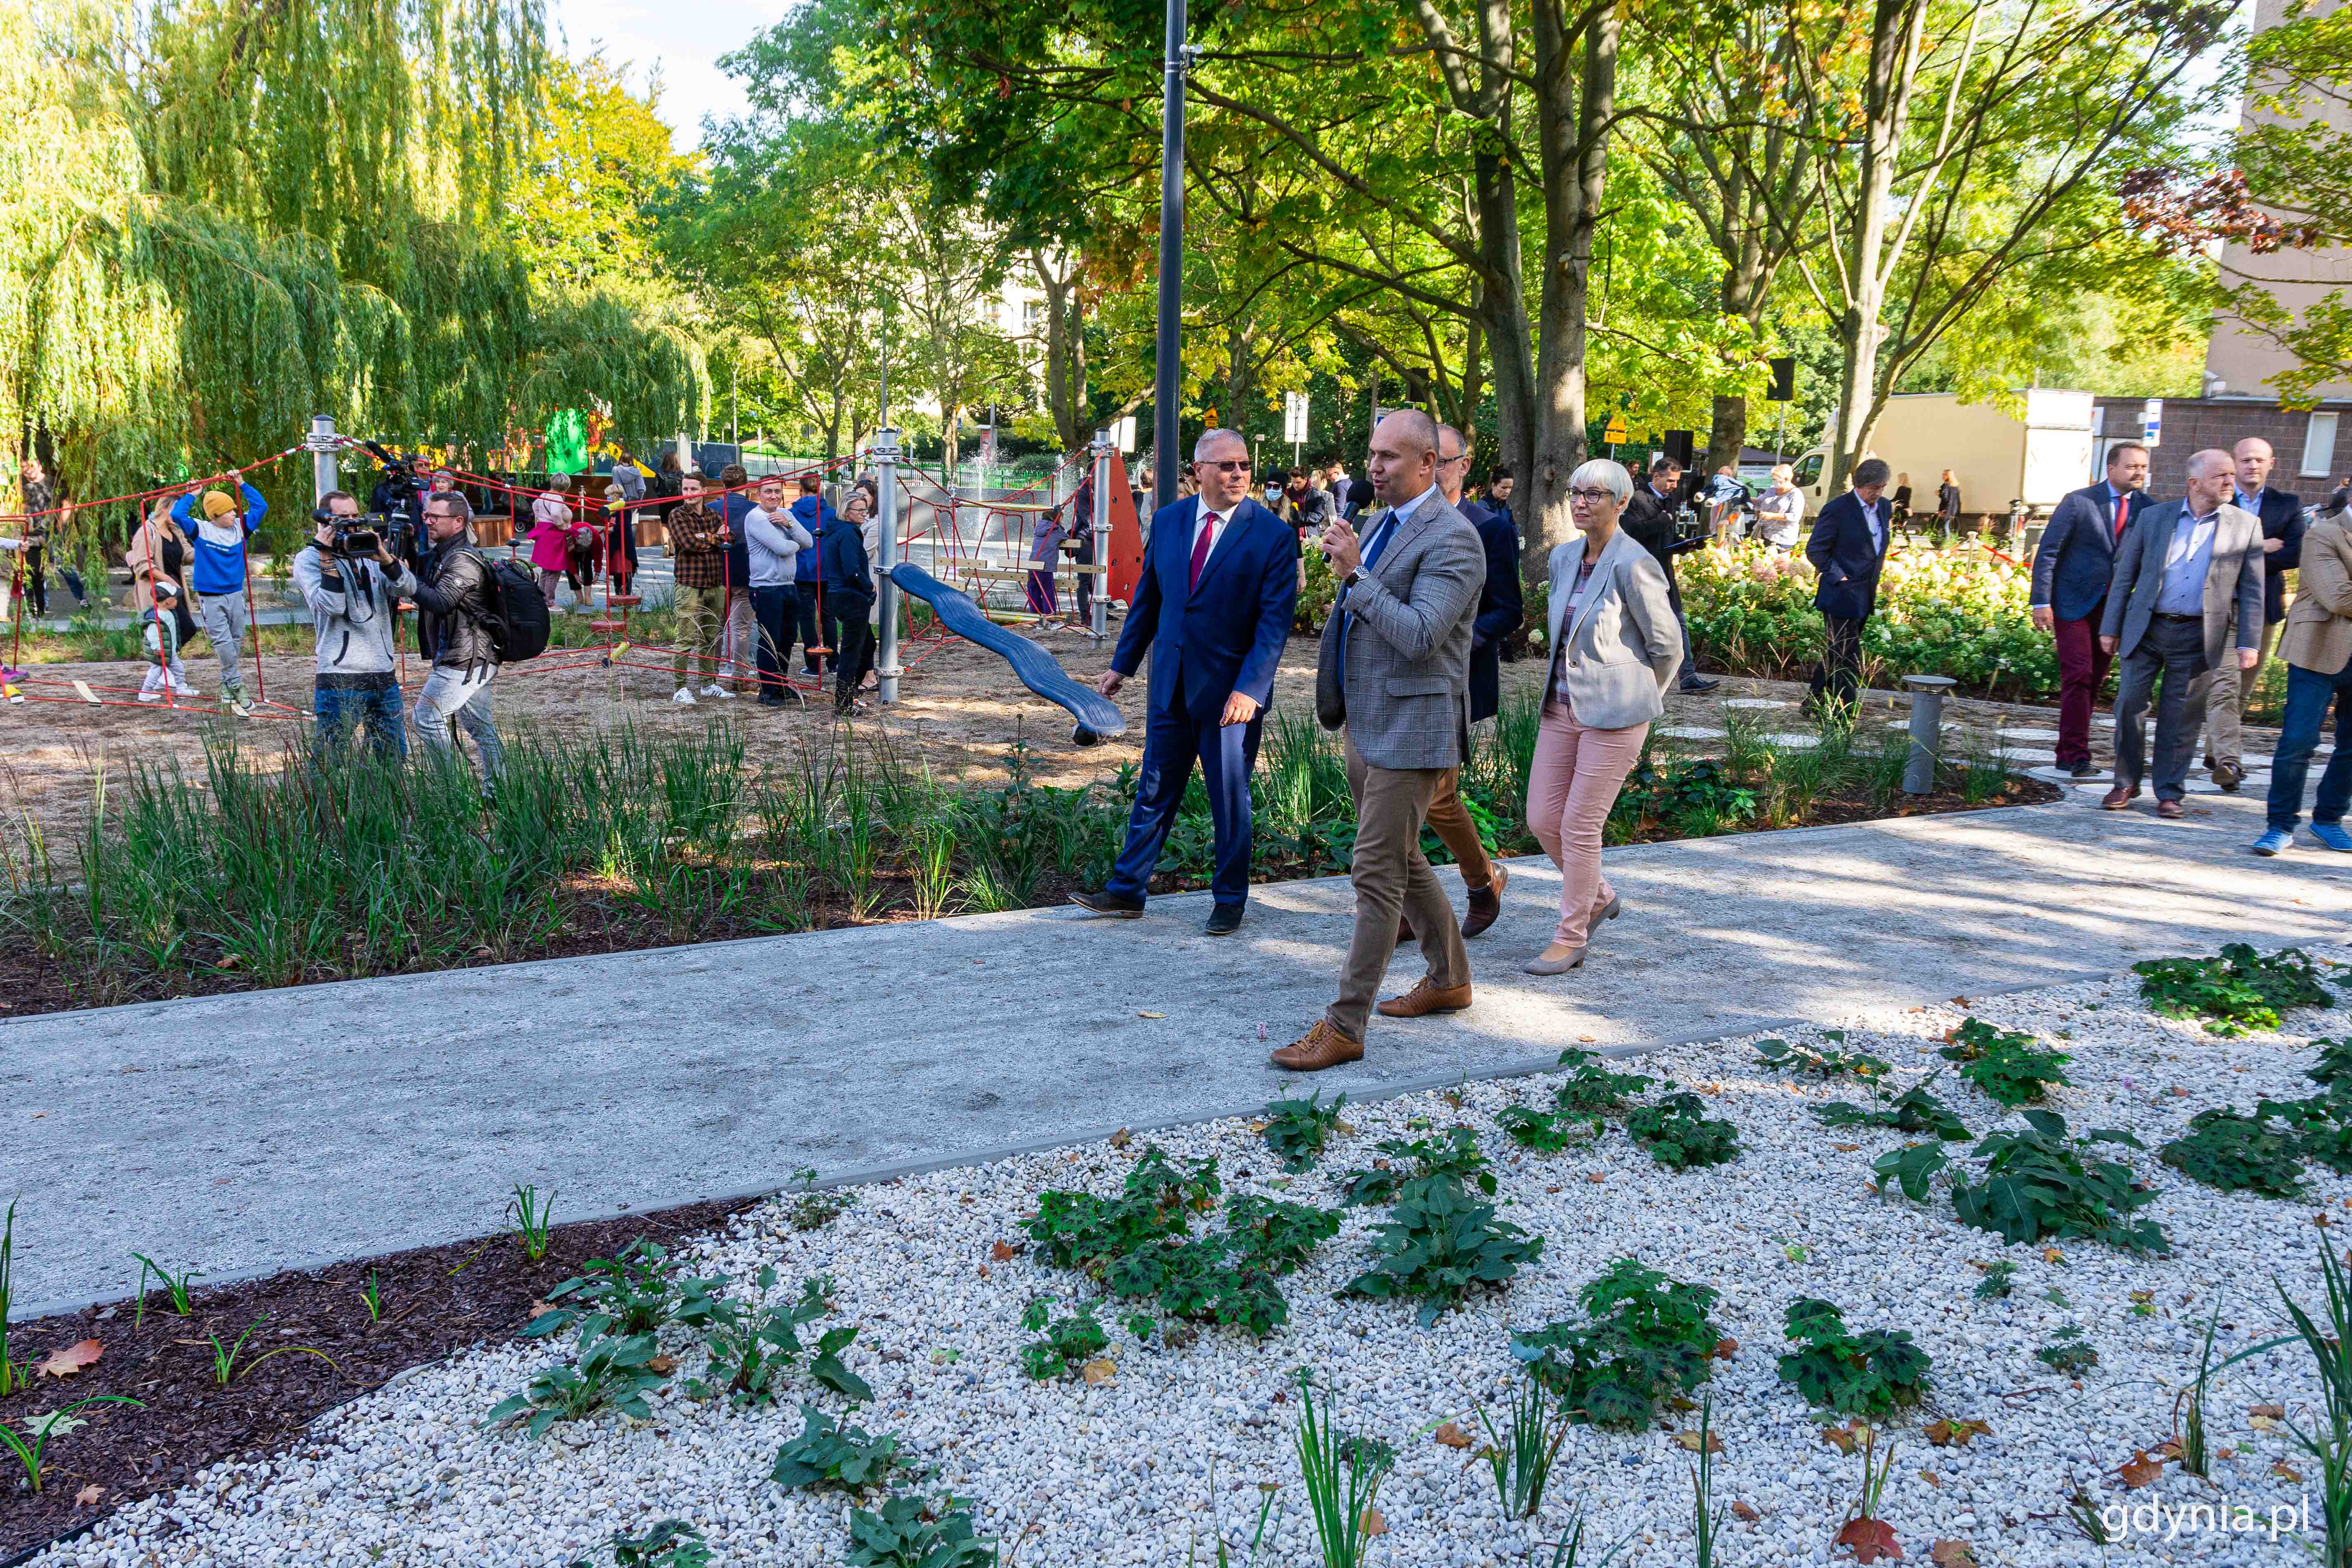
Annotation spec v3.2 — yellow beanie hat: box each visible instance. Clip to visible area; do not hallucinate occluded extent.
[201,489,236,520]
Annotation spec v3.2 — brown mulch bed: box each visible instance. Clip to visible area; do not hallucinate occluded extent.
[0,1196,758,1563]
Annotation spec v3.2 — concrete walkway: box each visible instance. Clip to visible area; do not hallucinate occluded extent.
[8,788,2350,1314]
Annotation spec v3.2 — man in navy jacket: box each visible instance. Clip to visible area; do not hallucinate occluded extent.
[1071,428,1299,935]
[2204,436,2305,789]
[1803,457,1894,712]
[2031,443,2148,776]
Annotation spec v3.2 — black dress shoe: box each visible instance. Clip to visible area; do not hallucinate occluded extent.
[1069,889,1145,918]
[1205,903,1244,935]
[1680,675,1721,693]
[2067,758,2099,777]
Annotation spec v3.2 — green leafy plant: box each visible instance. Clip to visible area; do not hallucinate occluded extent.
[507,1182,557,1263]
[2257,1094,2352,1174]
[130,1250,201,1322]
[785,1166,850,1231]
[0,1201,24,1395]
[359,1269,384,1324]
[1337,1128,1493,1206]
[1550,1048,1655,1116]
[1935,1111,2169,1255]
[1500,1102,1602,1152]
[2310,1037,2352,1090]
[1262,1090,1349,1172]
[1474,1370,1572,1519]
[1834,1423,1902,1564]
[1,1396,144,1494]
[1512,1259,1723,1427]
[567,1519,712,1568]
[1095,1195,1342,1340]
[1341,1174,1544,1326]
[1813,1074,1971,1140]
[844,1491,998,1568]
[192,1318,340,1385]
[483,1315,670,1439]
[1294,1370,1393,1568]
[2159,1108,2307,1198]
[1972,1261,2015,1300]
[1776,1298,1932,1416]
[1626,1090,1740,1169]
[2134,943,2334,1036]
[1023,1146,1220,1269]
[692,1269,863,1407]
[1870,1142,1950,1201]
[1754,1032,1892,1080]
[2035,1326,2098,1375]
[1019,1297,1110,1380]
[1938,1019,2071,1105]
[524,1239,727,1340]
[770,1402,911,1492]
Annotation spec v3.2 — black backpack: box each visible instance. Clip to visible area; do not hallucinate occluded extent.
[468,550,551,663]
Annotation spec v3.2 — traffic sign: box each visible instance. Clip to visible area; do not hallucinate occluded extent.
[2140,398,2162,448]
[1283,391,1309,444]
[1602,414,1628,445]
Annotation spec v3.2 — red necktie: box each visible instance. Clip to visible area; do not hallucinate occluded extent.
[1189,512,1218,590]
[2112,493,2129,541]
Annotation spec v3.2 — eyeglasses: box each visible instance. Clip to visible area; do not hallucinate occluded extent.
[1201,459,1253,473]
[1438,450,1469,466]
[1568,487,1617,504]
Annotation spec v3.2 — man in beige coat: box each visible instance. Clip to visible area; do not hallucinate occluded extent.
[2253,507,2352,855]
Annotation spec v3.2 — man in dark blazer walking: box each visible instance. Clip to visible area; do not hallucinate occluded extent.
[2100,447,2266,818]
[1803,457,1895,712]
[1621,456,1717,692]
[2031,443,2149,776]
[2204,436,2305,789]
[1069,428,1298,934]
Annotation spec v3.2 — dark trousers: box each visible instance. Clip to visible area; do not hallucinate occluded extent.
[1107,696,1265,907]
[1074,537,1095,623]
[829,591,874,709]
[795,582,825,674]
[21,545,45,617]
[2051,606,2112,769]
[313,681,408,768]
[2267,662,2352,831]
[1810,615,1866,707]
[2113,615,2213,802]
[750,585,797,700]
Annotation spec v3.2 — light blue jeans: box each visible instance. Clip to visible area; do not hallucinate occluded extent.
[411,664,503,789]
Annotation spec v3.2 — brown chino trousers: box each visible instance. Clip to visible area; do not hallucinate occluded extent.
[1329,733,1471,1042]
[1421,772,1496,890]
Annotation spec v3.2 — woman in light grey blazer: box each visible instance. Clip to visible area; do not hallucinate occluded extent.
[1523,459,1684,975]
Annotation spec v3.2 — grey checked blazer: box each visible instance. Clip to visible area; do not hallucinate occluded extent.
[1314,493,1487,770]
[2100,498,2264,666]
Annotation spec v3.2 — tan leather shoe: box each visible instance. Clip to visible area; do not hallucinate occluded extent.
[2157,798,2185,820]
[2100,784,2139,811]
[1376,976,1473,1018]
[1462,863,1509,938]
[1269,1019,1365,1071]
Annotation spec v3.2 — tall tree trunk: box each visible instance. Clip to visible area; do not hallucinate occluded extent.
[1528,0,1622,568]
[1831,0,1927,490]
[1033,250,1087,453]
[1475,144,1540,594]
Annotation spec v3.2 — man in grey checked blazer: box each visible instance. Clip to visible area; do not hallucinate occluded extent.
[1273,408,1488,1071]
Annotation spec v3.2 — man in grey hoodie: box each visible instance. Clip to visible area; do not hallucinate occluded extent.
[292,491,418,766]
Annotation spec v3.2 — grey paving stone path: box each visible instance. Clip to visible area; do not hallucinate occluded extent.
[8,788,2350,1314]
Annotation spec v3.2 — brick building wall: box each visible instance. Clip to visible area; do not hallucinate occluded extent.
[2091,396,2352,499]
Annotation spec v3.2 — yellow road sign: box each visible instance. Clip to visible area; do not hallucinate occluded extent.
[1601,415,1628,444]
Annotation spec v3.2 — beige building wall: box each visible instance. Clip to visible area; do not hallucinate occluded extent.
[2205,0,2352,400]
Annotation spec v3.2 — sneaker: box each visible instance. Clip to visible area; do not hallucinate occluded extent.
[702,683,737,700]
[2316,823,2352,853]
[228,695,255,718]
[2253,828,2293,857]
[671,687,697,706]
[137,690,163,703]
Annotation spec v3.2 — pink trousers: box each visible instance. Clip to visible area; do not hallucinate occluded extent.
[1524,698,1649,947]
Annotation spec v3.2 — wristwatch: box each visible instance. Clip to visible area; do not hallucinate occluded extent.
[1343,566,1367,589]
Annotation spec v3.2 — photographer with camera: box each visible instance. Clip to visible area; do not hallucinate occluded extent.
[293,491,417,765]
[1620,455,1718,693]
[407,491,505,791]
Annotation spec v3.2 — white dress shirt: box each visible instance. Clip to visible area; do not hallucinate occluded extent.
[1189,499,1234,575]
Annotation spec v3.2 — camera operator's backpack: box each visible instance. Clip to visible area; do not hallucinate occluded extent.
[468,551,551,663]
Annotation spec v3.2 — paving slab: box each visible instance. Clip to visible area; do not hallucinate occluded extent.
[7,789,2350,1314]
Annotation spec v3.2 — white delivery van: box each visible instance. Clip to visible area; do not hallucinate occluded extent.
[1791,389,2097,530]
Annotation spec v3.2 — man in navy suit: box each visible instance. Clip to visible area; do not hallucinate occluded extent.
[2032,443,2149,776]
[2204,436,2305,789]
[1803,457,1894,712]
[1070,428,1300,935]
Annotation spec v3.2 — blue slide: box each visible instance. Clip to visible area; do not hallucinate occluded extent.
[888,561,1127,739]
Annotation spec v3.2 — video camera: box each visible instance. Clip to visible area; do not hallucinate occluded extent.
[358,439,425,560]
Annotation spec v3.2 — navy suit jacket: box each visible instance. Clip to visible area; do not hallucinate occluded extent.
[1805,491,1891,621]
[2237,486,2305,624]
[2032,482,2144,624]
[1461,499,1523,723]
[1111,495,1299,717]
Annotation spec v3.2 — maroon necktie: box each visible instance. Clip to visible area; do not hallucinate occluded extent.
[2112,493,2129,541]
[1189,512,1218,590]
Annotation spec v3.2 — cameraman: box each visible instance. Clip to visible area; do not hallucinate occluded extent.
[1621,455,1718,693]
[407,491,504,792]
[293,492,416,765]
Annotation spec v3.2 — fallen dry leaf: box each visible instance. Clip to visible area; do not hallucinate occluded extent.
[1545,1184,1562,1193]
[646,1354,677,1375]
[1081,1358,1116,1385]
[975,1264,990,1279]
[1929,1540,1978,1568]
[1360,1508,1388,1537]
[1714,1337,1740,1361]
[1434,1422,1473,1449]
[1585,1173,1607,1184]
[1579,1035,1597,1043]
[991,1241,1019,1262]
[1924,1419,1989,1448]
[2041,1247,2065,1264]
[2251,1413,2282,1432]
[1832,1142,1862,1152]
[1674,1428,1724,1454]
[2277,1461,2305,1482]
[2171,1086,2189,1097]
[1918,1470,1942,1488]
[2250,1403,2285,1418]
[1731,1502,1761,1522]
[1821,1424,1861,1455]
[74,1484,103,1506]
[38,1340,101,1379]
[2117,1450,2164,1488]
[1836,1516,1903,1563]
[2154,1438,2185,1460]
[1669,1395,1699,1412]
[1137,1010,1166,1019]
[1108,1128,1132,1149]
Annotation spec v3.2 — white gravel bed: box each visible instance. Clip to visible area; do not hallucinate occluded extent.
[31,956,2350,1568]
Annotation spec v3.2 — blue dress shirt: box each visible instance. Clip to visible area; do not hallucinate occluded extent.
[2157,506,2220,615]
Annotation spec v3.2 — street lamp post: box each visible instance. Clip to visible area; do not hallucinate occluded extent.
[1152,0,1190,513]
